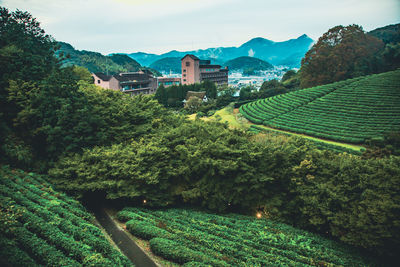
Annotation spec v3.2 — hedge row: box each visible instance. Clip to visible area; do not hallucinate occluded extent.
[118,207,372,266]
[0,165,133,267]
[249,125,365,155]
[240,70,400,144]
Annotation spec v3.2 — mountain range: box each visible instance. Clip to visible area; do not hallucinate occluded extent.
[125,34,314,69]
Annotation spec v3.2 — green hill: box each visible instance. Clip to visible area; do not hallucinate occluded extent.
[117,207,372,266]
[224,56,273,72]
[0,165,132,267]
[57,42,160,76]
[149,57,181,73]
[368,23,400,44]
[240,70,400,143]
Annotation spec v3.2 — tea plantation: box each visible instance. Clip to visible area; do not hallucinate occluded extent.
[240,70,400,143]
[117,207,373,266]
[0,166,133,267]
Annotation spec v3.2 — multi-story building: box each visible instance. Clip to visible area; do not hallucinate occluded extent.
[92,70,158,96]
[157,77,181,88]
[181,54,228,85]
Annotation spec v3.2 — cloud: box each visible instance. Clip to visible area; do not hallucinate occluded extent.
[1,0,399,54]
[248,49,255,57]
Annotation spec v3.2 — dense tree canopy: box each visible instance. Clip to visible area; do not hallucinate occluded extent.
[1,8,399,262]
[300,25,384,88]
[0,7,175,170]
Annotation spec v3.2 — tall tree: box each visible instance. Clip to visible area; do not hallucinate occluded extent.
[300,25,384,88]
[155,84,168,107]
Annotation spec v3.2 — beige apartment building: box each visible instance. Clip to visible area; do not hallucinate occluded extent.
[181,54,228,85]
[92,70,157,96]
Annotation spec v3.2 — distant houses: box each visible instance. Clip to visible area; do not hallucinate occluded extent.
[93,54,228,96]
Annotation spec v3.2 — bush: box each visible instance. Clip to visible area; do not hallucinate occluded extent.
[196,111,206,119]
[126,220,172,240]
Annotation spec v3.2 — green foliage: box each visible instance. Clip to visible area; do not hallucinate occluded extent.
[300,24,384,88]
[149,57,181,73]
[119,208,373,266]
[224,56,273,73]
[368,23,400,44]
[156,81,217,108]
[154,84,168,106]
[51,116,400,259]
[50,120,287,208]
[0,165,133,266]
[249,125,364,155]
[184,96,203,113]
[281,69,297,82]
[291,151,400,259]
[56,41,141,74]
[240,70,400,144]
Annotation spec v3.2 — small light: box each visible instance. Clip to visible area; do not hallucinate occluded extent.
[256,212,262,219]
[228,203,231,206]
[143,199,147,204]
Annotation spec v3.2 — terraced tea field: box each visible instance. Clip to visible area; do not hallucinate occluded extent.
[0,166,132,267]
[240,70,400,144]
[117,207,373,266]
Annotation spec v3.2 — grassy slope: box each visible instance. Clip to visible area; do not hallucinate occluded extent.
[251,124,364,152]
[189,104,364,153]
[117,207,375,266]
[0,166,132,267]
[187,104,250,130]
[240,70,400,144]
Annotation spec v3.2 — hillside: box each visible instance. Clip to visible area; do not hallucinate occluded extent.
[149,57,181,73]
[240,70,400,143]
[126,34,313,68]
[116,207,372,266]
[57,42,159,76]
[368,23,400,44]
[0,166,132,266]
[224,56,273,72]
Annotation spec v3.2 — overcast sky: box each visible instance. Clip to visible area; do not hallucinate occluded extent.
[1,0,399,55]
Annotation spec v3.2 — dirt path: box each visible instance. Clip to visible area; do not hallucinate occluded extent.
[92,207,158,267]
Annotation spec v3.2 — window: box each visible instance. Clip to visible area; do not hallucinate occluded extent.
[183,79,186,82]
[183,69,186,72]
[97,80,100,84]
[183,74,186,77]
[186,62,190,67]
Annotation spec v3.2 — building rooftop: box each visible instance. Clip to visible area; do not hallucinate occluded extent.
[186,91,206,100]
[199,64,222,68]
[182,54,200,61]
[158,77,181,81]
[114,73,152,83]
[94,72,112,81]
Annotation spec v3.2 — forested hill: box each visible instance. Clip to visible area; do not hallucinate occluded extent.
[56,42,160,75]
[368,23,400,44]
[149,57,181,73]
[224,56,273,72]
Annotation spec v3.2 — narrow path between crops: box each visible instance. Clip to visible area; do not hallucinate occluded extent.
[92,207,158,267]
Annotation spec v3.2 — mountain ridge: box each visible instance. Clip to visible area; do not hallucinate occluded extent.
[122,34,314,68]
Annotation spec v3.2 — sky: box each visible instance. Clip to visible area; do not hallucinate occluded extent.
[1,0,399,55]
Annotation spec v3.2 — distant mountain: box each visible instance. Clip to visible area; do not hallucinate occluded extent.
[125,34,313,69]
[224,56,273,71]
[150,57,181,73]
[57,42,160,76]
